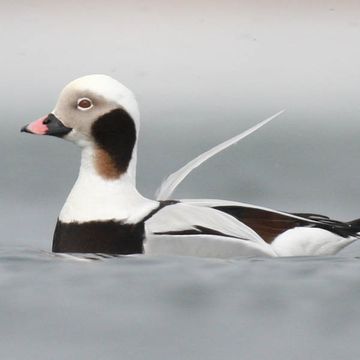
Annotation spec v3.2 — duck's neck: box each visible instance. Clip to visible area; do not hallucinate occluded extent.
[59,146,157,224]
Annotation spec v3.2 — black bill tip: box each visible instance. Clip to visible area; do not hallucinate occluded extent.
[21,125,31,133]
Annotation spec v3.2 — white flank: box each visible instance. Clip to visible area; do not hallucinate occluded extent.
[145,202,266,243]
[271,228,356,256]
[156,110,286,200]
[144,202,278,257]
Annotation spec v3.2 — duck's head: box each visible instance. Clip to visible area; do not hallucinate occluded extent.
[21,74,140,179]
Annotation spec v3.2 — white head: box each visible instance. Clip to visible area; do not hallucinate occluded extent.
[22,74,140,180]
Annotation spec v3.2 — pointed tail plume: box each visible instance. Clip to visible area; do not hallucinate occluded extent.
[156,110,286,200]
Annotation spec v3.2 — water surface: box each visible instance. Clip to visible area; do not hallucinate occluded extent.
[1,246,360,359]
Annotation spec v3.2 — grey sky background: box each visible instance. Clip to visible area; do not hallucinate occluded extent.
[1,1,360,251]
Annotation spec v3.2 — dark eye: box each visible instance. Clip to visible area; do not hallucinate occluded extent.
[77,98,93,110]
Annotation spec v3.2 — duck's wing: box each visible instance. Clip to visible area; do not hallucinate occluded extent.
[144,202,277,257]
[180,199,358,242]
[155,110,286,201]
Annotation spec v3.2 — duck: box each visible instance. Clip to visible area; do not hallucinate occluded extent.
[21,74,360,258]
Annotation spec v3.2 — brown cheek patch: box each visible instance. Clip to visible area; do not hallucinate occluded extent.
[94,148,122,179]
[91,108,137,176]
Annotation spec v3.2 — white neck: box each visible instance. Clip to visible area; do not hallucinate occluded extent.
[59,146,158,224]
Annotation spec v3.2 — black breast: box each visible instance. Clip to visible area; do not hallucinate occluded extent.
[52,220,145,254]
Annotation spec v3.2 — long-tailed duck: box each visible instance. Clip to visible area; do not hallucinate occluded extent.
[21,75,360,257]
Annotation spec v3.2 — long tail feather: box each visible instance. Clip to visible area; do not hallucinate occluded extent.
[156,110,286,200]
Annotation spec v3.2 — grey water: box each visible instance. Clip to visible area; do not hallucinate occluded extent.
[2,247,360,360]
[2,1,360,358]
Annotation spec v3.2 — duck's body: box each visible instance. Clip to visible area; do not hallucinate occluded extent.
[53,174,360,257]
[22,75,360,258]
